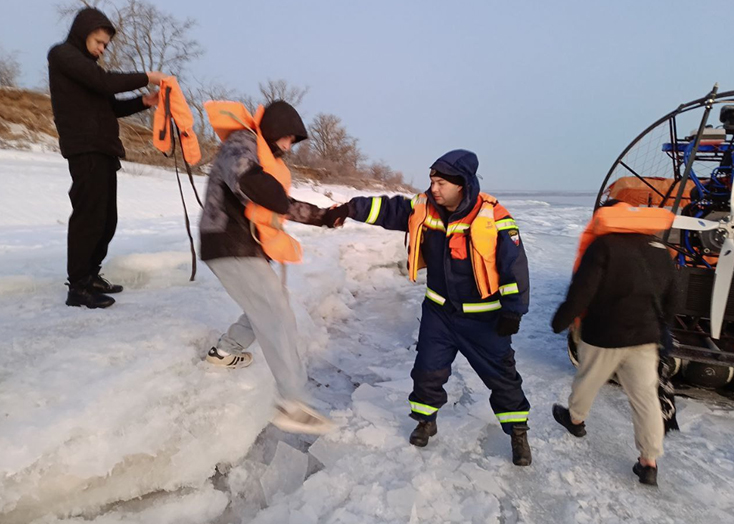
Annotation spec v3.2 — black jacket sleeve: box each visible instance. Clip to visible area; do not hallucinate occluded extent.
[552,239,607,333]
[237,164,290,214]
[110,95,147,118]
[287,198,325,226]
[49,45,149,95]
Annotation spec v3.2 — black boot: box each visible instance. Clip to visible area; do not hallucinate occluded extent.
[409,419,437,447]
[66,278,115,309]
[552,404,587,437]
[633,460,658,486]
[89,274,123,294]
[511,424,532,466]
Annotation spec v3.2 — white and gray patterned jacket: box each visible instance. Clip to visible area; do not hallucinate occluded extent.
[199,130,325,261]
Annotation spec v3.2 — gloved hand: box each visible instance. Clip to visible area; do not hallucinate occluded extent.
[497,313,521,337]
[322,204,350,228]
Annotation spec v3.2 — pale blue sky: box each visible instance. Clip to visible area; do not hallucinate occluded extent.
[2,0,733,190]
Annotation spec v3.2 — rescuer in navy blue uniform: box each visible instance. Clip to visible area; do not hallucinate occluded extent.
[323,150,532,466]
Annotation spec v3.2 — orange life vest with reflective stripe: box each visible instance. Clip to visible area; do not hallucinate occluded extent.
[153,76,201,165]
[573,202,675,271]
[205,100,302,264]
[408,192,503,298]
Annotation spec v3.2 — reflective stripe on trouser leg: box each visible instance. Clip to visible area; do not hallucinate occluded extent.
[450,311,531,435]
[496,411,529,423]
[409,401,439,417]
[409,368,452,421]
[409,301,459,421]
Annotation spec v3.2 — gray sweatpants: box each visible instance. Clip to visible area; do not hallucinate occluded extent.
[569,339,664,460]
[206,257,307,402]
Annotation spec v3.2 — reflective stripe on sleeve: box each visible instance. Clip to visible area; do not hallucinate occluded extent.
[499,283,519,296]
[366,197,383,224]
[495,218,518,231]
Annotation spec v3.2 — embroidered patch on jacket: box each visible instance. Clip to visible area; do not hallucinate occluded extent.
[508,228,521,246]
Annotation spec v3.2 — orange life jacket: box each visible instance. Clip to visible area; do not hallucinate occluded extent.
[408,192,506,299]
[151,76,202,281]
[205,100,302,264]
[153,76,201,165]
[573,202,675,271]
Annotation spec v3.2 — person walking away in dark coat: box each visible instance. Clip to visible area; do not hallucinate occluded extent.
[322,150,533,466]
[551,222,678,486]
[48,7,166,309]
[200,100,336,434]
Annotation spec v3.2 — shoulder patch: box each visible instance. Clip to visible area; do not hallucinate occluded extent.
[508,228,521,246]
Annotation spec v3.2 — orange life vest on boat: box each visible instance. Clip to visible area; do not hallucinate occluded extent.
[205,100,302,263]
[573,202,675,271]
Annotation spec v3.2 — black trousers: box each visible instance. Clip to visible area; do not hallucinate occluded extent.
[67,153,121,285]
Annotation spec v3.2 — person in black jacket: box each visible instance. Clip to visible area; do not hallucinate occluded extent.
[48,7,166,308]
[551,223,678,486]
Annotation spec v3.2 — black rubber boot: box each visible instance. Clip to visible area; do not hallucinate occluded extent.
[409,420,437,447]
[66,278,115,309]
[552,404,587,437]
[511,424,532,466]
[633,461,658,486]
[89,274,123,294]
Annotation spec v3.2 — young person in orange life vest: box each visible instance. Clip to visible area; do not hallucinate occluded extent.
[323,150,532,466]
[199,100,336,435]
[551,200,678,486]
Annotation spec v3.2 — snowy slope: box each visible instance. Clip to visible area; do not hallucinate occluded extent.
[0,149,733,523]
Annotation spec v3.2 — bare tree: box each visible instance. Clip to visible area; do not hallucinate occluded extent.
[110,0,202,75]
[308,113,363,170]
[258,79,309,108]
[367,160,394,183]
[0,46,21,88]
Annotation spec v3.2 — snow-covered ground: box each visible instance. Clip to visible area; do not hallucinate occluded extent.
[1,149,733,523]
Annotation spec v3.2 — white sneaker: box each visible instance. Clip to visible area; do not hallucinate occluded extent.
[205,347,253,369]
[271,401,335,435]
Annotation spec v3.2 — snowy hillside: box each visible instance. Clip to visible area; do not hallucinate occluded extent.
[1,149,733,523]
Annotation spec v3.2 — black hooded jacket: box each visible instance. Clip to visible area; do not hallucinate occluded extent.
[48,8,150,159]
